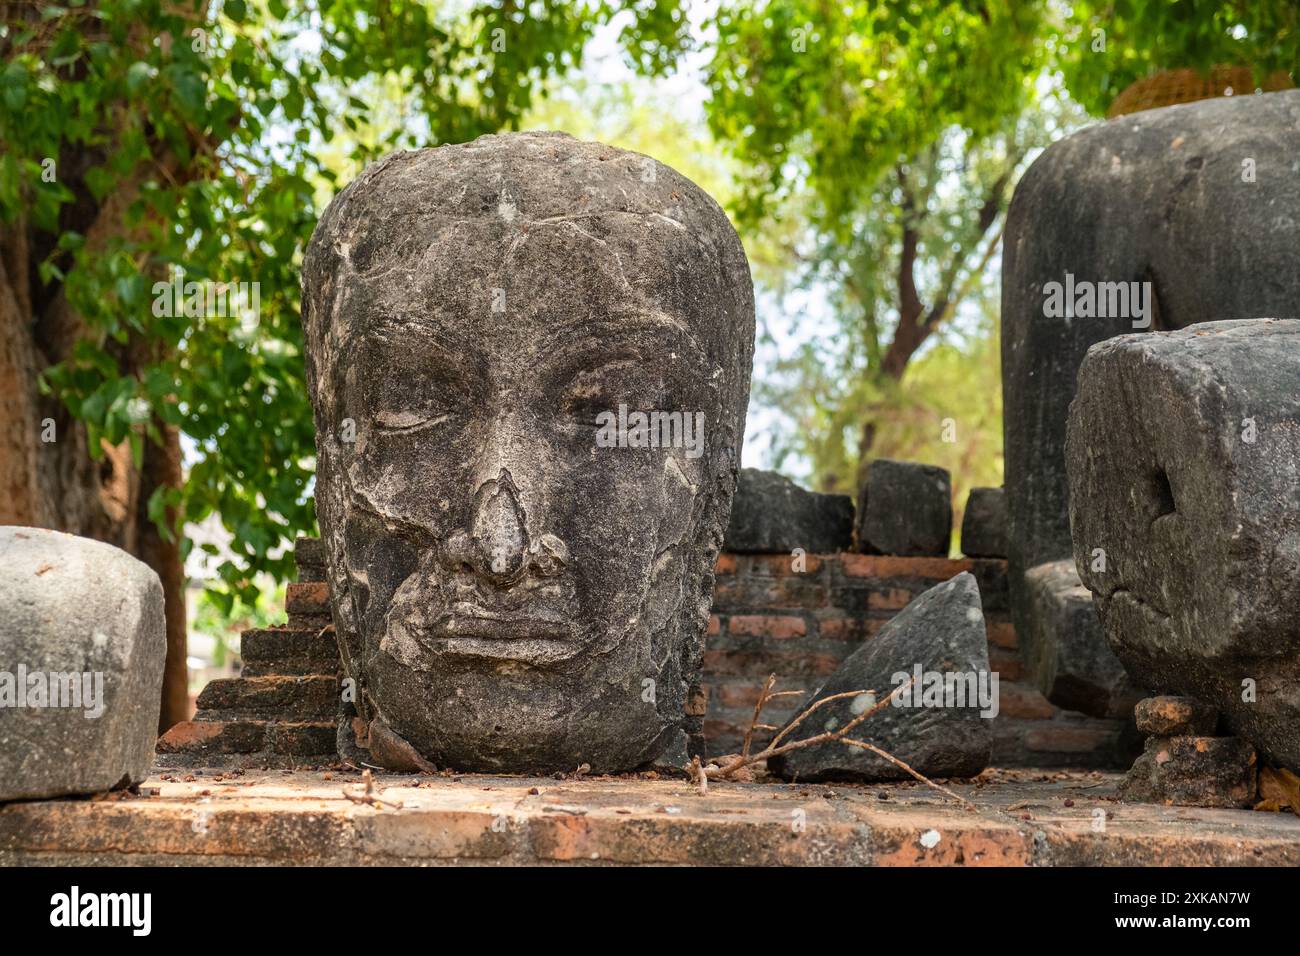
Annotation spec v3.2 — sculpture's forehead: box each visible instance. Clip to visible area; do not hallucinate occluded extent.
[348,308,708,370]
[330,217,722,357]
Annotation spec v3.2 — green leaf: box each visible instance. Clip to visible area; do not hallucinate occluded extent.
[126,61,155,95]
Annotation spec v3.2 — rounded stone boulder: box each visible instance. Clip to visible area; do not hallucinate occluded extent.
[0,527,166,801]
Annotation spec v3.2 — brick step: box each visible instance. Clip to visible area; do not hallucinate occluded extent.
[154,719,339,770]
[154,751,341,770]
[264,721,338,755]
[240,626,340,677]
[294,536,326,583]
[158,719,266,756]
[194,675,339,721]
[156,720,337,758]
[285,581,331,629]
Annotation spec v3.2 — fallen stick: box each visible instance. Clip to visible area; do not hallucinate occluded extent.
[839,737,975,810]
[706,677,914,780]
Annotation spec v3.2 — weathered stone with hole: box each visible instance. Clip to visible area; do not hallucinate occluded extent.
[1134,696,1218,738]
[1121,735,1257,809]
[302,132,755,774]
[961,486,1006,558]
[1001,91,1300,718]
[768,572,992,783]
[855,459,952,557]
[723,468,853,554]
[1067,319,1300,770]
[0,527,165,801]
[1021,560,1144,720]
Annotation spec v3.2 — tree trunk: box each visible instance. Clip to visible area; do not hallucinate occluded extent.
[137,419,190,730]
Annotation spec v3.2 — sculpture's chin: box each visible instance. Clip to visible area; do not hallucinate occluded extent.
[366,642,678,774]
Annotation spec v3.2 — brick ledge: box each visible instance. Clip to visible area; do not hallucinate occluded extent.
[2,769,1297,866]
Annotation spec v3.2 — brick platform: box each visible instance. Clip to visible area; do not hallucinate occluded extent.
[3,770,1297,866]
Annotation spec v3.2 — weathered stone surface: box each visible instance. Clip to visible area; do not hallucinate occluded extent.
[1021,560,1144,720]
[0,527,165,801]
[1121,735,1257,809]
[1134,696,1218,738]
[302,132,755,774]
[1001,91,1300,682]
[769,572,992,782]
[644,728,692,777]
[960,487,1006,558]
[723,468,853,553]
[1067,318,1300,769]
[855,459,952,556]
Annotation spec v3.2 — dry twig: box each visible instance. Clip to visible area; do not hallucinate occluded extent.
[705,675,915,781]
[341,769,403,810]
[839,737,975,810]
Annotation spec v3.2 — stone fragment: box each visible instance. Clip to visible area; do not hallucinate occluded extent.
[1134,696,1218,738]
[1067,319,1300,769]
[855,459,952,556]
[1121,735,1257,809]
[0,527,165,801]
[302,132,755,773]
[724,468,853,554]
[768,572,992,783]
[1021,560,1143,719]
[960,487,1006,558]
[1001,91,1300,685]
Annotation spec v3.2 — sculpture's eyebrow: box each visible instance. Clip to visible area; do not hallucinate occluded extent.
[540,313,707,365]
[355,319,483,376]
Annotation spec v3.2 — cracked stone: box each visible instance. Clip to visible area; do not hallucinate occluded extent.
[1068,318,1300,770]
[302,132,755,774]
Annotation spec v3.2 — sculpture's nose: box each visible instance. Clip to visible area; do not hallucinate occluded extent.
[467,469,529,585]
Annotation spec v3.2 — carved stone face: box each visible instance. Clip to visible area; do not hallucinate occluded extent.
[302,133,754,773]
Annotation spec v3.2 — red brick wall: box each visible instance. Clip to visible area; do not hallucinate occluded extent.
[703,553,1136,768]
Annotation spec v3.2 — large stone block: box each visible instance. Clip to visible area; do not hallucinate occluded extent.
[1021,560,1143,719]
[0,527,165,801]
[1001,91,1300,674]
[769,572,992,783]
[855,459,952,556]
[723,468,853,553]
[1067,318,1300,769]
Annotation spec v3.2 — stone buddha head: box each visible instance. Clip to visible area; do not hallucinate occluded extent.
[302,132,754,773]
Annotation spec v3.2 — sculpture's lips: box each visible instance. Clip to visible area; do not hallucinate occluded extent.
[427,602,572,641]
